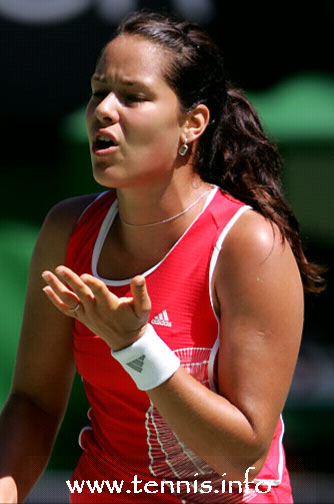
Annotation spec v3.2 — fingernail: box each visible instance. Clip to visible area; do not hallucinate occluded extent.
[42,272,50,281]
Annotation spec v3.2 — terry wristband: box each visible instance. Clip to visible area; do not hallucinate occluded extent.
[111,323,180,391]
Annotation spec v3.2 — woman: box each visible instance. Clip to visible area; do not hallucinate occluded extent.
[0,10,324,504]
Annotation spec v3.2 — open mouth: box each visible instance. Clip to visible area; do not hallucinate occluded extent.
[94,136,117,150]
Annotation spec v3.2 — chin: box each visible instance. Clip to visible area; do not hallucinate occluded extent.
[93,174,120,189]
[92,163,123,186]
[93,171,138,191]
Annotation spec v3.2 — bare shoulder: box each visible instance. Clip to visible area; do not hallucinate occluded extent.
[217,208,297,271]
[213,209,303,314]
[221,209,287,263]
[42,193,98,238]
[35,193,99,266]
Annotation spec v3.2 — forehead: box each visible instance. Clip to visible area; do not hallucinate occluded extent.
[95,35,169,84]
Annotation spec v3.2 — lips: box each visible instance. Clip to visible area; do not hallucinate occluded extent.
[92,130,119,156]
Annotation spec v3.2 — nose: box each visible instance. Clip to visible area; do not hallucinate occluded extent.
[95,92,119,125]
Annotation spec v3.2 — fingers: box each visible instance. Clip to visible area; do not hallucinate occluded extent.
[55,266,95,302]
[42,266,94,316]
[42,267,151,333]
[42,266,118,311]
[42,270,81,308]
[42,285,79,315]
[131,276,151,319]
[80,273,120,308]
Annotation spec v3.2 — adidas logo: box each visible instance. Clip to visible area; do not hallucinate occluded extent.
[126,354,145,373]
[151,309,172,327]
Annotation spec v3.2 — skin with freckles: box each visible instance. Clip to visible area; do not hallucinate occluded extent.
[0,33,303,502]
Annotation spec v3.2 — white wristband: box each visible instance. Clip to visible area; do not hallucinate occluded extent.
[111,324,180,391]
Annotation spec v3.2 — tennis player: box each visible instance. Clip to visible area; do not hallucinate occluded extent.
[0,10,324,503]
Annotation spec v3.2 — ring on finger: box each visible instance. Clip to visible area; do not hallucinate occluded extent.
[69,302,81,313]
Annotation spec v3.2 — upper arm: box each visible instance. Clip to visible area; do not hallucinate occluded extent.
[213,210,304,452]
[11,194,97,419]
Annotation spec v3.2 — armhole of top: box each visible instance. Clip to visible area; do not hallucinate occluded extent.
[65,192,109,269]
[207,205,252,392]
[208,205,252,320]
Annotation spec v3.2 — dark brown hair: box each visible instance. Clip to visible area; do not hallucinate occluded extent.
[114,10,325,293]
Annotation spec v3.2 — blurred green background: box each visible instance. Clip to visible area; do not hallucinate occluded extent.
[0,0,333,491]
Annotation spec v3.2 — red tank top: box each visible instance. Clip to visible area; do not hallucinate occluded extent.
[66,187,293,503]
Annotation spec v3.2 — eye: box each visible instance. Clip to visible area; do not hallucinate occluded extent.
[123,94,146,104]
[89,89,146,105]
[91,87,110,100]
[90,89,108,99]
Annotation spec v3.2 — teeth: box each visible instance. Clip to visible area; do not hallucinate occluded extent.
[96,135,115,147]
[98,135,112,142]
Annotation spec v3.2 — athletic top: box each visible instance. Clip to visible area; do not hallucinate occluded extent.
[66,187,293,503]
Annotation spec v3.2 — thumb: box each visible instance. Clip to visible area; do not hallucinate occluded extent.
[131,276,151,319]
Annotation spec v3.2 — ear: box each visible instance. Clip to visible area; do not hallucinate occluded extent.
[181,104,210,145]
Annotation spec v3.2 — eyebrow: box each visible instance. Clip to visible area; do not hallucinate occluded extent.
[91,75,148,88]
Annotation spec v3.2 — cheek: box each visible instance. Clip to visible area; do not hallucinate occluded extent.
[124,107,180,148]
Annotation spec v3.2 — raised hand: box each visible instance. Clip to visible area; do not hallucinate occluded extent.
[42,266,151,351]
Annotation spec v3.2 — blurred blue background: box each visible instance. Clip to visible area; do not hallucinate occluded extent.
[0,1,333,502]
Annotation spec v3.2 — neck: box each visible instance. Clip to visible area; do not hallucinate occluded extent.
[114,178,214,257]
[119,189,212,228]
[117,174,211,224]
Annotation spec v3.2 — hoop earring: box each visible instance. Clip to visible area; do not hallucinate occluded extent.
[178,138,188,156]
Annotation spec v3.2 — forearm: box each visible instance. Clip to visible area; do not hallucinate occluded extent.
[0,393,61,503]
[147,367,266,480]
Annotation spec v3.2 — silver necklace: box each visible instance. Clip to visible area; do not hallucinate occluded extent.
[119,189,212,228]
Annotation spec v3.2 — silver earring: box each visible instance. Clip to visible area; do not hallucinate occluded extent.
[178,138,188,156]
